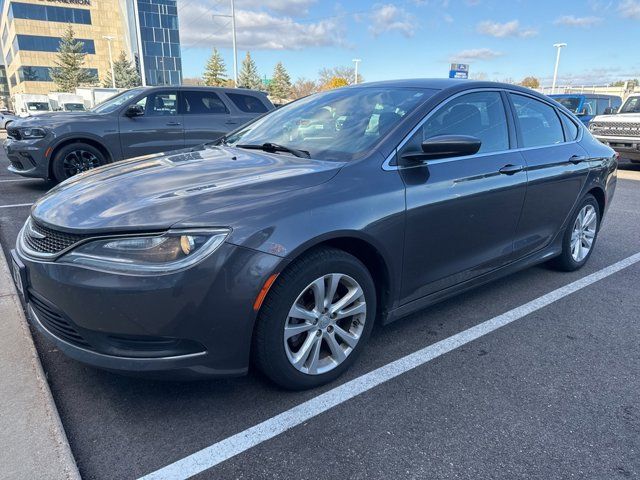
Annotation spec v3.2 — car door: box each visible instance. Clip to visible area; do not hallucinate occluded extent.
[119,89,184,159]
[398,90,527,304]
[181,89,233,146]
[507,92,591,259]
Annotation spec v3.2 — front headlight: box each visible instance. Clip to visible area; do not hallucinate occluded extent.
[19,127,48,139]
[59,229,230,275]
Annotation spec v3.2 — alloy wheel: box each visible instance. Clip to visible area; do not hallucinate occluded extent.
[62,149,101,178]
[570,204,597,262]
[284,273,366,375]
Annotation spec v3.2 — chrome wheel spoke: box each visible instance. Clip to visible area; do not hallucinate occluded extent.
[570,205,597,262]
[334,301,366,320]
[333,324,359,348]
[324,332,346,363]
[310,277,326,311]
[307,337,322,374]
[284,321,315,339]
[329,285,363,315]
[288,304,317,323]
[291,332,318,369]
[325,274,341,309]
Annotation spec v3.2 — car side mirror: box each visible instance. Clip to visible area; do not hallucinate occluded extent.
[125,104,144,117]
[603,107,617,115]
[401,135,482,163]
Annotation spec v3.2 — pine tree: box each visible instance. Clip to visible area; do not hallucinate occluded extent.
[268,62,292,102]
[203,48,227,87]
[50,25,97,92]
[102,51,141,88]
[237,52,261,90]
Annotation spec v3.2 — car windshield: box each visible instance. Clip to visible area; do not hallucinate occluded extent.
[552,96,581,113]
[619,97,640,114]
[65,103,85,111]
[27,102,50,112]
[225,87,434,161]
[92,89,145,114]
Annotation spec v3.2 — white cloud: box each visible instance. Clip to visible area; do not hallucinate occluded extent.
[476,20,537,38]
[618,0,640,18]
[449,48,504,62]
[554,15,602,27]
[179,1,345,50]
[369,4,416,37]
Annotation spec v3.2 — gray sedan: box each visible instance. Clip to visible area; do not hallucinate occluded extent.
[12,79,617,390]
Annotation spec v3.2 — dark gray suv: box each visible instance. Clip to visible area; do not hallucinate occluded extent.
[4,86,274,182]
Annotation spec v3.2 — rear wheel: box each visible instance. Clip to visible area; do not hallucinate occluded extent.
[51,142,106,182]
[254,247,376,390]
[548,194,600,271]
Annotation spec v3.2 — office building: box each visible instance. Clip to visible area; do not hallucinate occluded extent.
[0,0,182,98]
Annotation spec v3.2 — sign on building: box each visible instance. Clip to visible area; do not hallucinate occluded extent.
[449,63,469,79]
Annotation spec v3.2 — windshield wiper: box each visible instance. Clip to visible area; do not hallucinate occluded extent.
[236,142,310,159]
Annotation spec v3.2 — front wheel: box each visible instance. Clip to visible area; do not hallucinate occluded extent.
[254,248,376,390]
[548,194,600,271]
[51,142,106,183]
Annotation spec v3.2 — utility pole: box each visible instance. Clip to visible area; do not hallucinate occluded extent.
[551,43,566,94]
[211,1,238,87]
[231,0,238,87]
[352,58,361,85]
[103,35,116,88]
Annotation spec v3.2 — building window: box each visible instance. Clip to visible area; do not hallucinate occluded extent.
[17,66,98,82]
[9,74,17,87]
[16,34,95,54]
[10,2,91,25]
[2,24,8,45]
[5,47,12,66]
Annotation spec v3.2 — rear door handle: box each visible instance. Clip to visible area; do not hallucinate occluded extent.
[569,155,588,164]
[498,164,524,175]
[166,122,181,126]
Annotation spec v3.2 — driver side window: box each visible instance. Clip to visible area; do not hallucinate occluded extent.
[134,91,177,116]
[400,91,509,159]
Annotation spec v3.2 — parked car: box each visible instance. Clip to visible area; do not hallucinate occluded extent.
[549,94,622,125]
[11,79,616,390]
[0,110,19,129]
[4,86,274,182]
[589,93,640,163]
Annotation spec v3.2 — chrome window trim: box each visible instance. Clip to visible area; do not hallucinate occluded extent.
[382,87,584,171]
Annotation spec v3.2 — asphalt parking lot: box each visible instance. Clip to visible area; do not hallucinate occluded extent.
[1,131,639,480]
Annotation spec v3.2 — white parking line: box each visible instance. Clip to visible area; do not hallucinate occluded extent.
[0,203,32,209]
[138,252,640,480]
[0,178,38,183]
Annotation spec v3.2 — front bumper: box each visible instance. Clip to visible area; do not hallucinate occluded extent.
[594,135,640,161]
[12,240,284,378]
[4,137,50,178]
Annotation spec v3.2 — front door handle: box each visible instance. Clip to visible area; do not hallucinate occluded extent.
[569,155,588,164]
[166,122,181,126]
[498,164,524,175]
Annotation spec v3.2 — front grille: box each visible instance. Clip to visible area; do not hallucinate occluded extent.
[23,219,88,255]
[29,291,90,348]
[591,122,640,137]
[6,126,21,140]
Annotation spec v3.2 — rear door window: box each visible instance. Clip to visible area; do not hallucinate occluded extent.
[510,94,564,148]
[182,90,229,114]
[134,91,178,116]
[560,112,579,141]
[226,92,269,113]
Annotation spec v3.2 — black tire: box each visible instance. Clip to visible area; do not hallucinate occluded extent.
[254,247,376,390]
[51,142,106,183]
[548,194,600,272]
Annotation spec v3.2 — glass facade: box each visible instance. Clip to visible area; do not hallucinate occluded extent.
[15,34,96,54]
[137,0,181,85]
[0,65,10,100]
[10,2,91,25]
[17,65,98,82]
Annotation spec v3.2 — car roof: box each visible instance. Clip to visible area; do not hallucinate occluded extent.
[353,78,544,95]
[549,93,621,99]
[140,85,267,96]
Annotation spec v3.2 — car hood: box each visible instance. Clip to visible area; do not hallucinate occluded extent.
[31,145,343,233]
[592,113,640,123]
[17,111,99,126]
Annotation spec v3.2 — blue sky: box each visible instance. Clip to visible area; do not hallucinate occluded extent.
[178,0,640,86]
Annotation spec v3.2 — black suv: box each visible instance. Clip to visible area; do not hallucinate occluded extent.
[4,86,274,182]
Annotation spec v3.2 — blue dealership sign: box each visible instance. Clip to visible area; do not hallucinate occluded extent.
[449,63,469,79]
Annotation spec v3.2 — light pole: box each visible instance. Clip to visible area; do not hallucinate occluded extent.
[352,58,361,85]
[103,35,116,89]
[211,1,238,87]
[551,43,566,94]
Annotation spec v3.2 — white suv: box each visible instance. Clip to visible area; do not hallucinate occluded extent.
[589,94,640,163]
